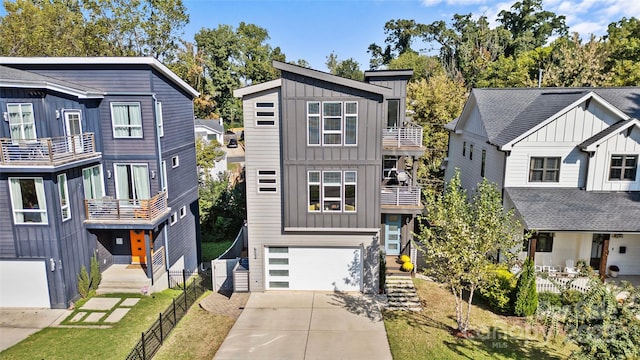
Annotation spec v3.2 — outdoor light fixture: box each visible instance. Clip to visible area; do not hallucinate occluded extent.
[107,170,112,178]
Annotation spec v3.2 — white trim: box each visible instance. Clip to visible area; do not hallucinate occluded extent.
[254,101,276,127]
[583,119,640,152]
[8,177,48,225]
[308,171,321,212]
[113,163,150,202]
[6,103,37,141]
[606,152,639,182]
[169,212,178,225]
[344,101,358,146]
[307,101,321,146]
[257,169,278,193]
[0,57,199,97]
[322,102,342,146]
[155,101,164,138]
[322,171,342,212]
[110,102,143,139]
[161,160,168,194]
[233,79,282,98]
[502,92,631,150]
[343,171,357,212]
[82,164,105,200]
[179,205,187,218]
[171,156,179,168]
[0,80,104,99]
[57,174,71,222]
[284,227,379,233]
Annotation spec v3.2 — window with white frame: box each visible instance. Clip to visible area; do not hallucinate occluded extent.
[114,164,150,202]
[387,99,400,128]
[529,157,560,182]
[344,102,357,145]
[7,103,36,142]
[82,165,105,200]
[308,102,321,145]
[155,102,164,137]
[58,174,71,221]
[172,156,179,168]
[257,170,278,193]
[170,212,177,225]
[308,171,357,213]
[609,154,638,181]
[161,160,168,194]
[179,205,187,218]
[9,177,47,224]
[255,102,276,126]
[323,102,342,145]
[111,102,142,138]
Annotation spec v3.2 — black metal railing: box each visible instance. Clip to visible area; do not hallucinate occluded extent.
[125,270,210,360]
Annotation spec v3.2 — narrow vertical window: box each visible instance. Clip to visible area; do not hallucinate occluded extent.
[387,99,400,128]
[344,102,357,145]
[463,141,466,157]
[307,102,320,145]
[323,171,342,211]
[155,102,164,137]
[82,165,104,200]
[308,171,321,212]
[323,102,342,145]
[469,144,474,160]
[58,174,71,221]
[161,160,168,194]
[344,171,356,212]
[481,149,486,177]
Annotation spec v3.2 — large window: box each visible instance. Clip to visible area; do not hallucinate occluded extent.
[529,157,560,182]
[609,155,638,181]
[7,103,36,142]
[82,165,104,200]
[9,177,47,224]
[308,170,357,213]
[114,164,150,203]
[58,174,71,221]
[307,102,358,146]
[387,99,400,128]
[111,102,142,138]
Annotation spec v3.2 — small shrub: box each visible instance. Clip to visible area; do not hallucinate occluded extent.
[560,289,583,306]
[513,257,538,316]
[538,292,562,308]
[379,252,386,293]
[400,254,411,263]
[90,254,101,290]
[477,265,516,314]
[77,265,90,299]
[401,261,414,272]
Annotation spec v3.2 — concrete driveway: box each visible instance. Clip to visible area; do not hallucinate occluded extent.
[214,291,392,360]
[0,308,69,352]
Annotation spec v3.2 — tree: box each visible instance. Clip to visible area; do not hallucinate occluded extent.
[513,257,538,316]
[604,17,640,86]
[387,52,441,81]
[367,19,422,69]
[325,52,364,80]
[417,170,522,335]
[565,280,640,359]
[543,33,611,87]
[406,70,466,193]
[195,137,225,180]
[198,175,246,242]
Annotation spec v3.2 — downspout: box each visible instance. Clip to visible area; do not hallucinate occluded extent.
[152,94,171,273]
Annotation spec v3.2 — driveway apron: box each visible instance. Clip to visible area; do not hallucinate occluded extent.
[214,291,392,360]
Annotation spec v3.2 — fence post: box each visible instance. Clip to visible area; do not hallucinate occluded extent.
[173,298,176,325]
[141,332,146,360]
[182,269,187,290]
[159,313,163,345]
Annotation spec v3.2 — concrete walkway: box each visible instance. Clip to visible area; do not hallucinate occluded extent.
[0,308,70,351]
[214,291,392,360]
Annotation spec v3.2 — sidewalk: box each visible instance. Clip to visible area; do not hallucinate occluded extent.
[0,308,70,351]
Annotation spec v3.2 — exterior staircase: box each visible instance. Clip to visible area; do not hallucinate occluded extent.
[385,276,422,311]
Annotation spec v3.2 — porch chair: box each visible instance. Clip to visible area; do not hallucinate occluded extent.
[564,259,580,277]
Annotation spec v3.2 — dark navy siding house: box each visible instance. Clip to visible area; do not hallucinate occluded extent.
[0,58,200,309]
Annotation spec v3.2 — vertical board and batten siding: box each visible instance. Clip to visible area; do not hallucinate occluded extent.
[242,89,283,292]
[365,77,408,121]
[587,126,640,191]
[505,102,622,188]
[608,234,640,275]
[280,74,383,229]
[0,177,16,257]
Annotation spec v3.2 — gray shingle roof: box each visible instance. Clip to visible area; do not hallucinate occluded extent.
[0,64,104,97]
[470,87,640,147]
[505,187,640,232]
[194,119,224,134]
[578,119,639,150]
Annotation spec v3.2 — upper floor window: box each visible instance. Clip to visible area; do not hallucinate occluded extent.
[609,155,638,181]
[114,164,150,201]
[255,102,276,126]
[529,157,560,182]
[308,170,357,213]
[387,99,400,128]
[82,165,105,200]
[469,144,474,160]
[481,149,486,177]
[155,102,164,137]
[9,177,47,224]
[7,103,36,141]
[307,102,358,146]
[111,102,142,138]
[462,142,466,157]
[58,174,71,221]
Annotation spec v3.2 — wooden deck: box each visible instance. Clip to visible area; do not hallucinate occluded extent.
[385,255,411,277]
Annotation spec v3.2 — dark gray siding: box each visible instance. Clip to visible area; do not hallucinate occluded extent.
[99,95,158,157]
[280,74,383,229]
[366,77,409,125]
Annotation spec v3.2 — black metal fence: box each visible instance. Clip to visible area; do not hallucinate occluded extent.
[125,270,210,360]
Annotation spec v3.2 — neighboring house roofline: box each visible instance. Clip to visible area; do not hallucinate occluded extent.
[272,61,393,97]
[0,57,199,98]
[0,65,105,99]
[501,91,631,151]
[194,119,224,134]
[233,78,282,98]
[579,118,640,152]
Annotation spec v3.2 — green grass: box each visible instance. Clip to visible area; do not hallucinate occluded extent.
[384,279,576,360]
[0,290,183,360]
[201,240,233,262]
[153,291,236,360]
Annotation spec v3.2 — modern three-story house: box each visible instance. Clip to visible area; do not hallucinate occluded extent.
[444,88,640,279]
[0,57,200,308]
[234,62,424,293]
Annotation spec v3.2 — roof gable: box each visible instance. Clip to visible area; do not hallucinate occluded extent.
[233,79,281,98]
[579,118,640,151]
[0,65,104,99]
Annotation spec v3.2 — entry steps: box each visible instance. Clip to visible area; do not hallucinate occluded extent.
[385,276,422,311]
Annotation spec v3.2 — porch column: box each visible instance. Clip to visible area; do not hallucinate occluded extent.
[599,238,610,281]
[528,237,537,262]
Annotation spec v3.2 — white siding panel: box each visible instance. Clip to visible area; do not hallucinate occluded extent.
[587,127,640,191]
[505,145,587,187]
[607,234,640,275]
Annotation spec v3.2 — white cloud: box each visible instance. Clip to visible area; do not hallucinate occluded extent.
[421,0,443,6]
[446,0,488,4]
[569,21,609,37]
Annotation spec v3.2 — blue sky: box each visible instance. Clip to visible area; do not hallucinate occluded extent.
[183,0,640,71]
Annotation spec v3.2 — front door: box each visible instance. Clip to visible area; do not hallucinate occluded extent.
[385,214,402,255]
[64,111,83,153]
[130,230,146,264]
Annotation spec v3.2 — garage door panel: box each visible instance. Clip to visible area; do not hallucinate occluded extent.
[266,247,362,291]
[0,260,50,308]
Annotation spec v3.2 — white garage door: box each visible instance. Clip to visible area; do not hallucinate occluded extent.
[266,247,362,291]
[0,260,51,308]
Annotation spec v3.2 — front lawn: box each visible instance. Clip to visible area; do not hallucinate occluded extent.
[0,290,183,360]
[384,278,576,359]
[201,240,233,262]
